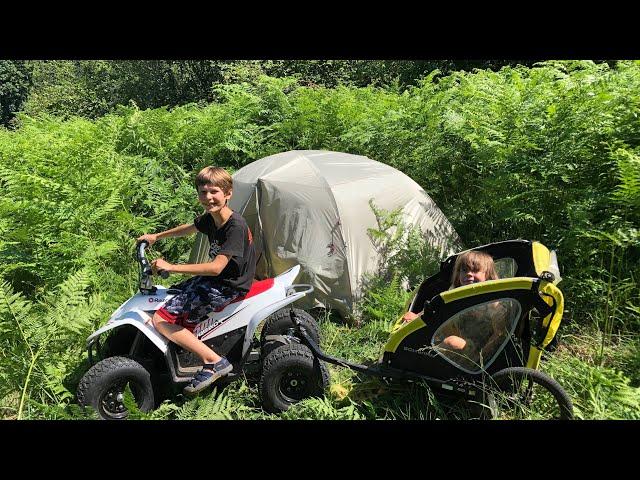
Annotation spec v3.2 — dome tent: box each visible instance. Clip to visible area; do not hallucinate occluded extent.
[190,150,460,318]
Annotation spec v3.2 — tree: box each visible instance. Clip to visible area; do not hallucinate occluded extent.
[0,61,32,127]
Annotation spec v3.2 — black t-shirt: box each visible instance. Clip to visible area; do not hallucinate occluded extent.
[194,211,256,293]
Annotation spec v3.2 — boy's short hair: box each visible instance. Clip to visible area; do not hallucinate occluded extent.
[195,166,233,194]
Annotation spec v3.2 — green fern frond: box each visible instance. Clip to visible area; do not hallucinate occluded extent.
[175,388,235,420]
[54,269,91,308]
[121,383,149,420]
[87,188,125,224]
[282,396,364,420]
[0,280,35,342]
[612,148,640,209]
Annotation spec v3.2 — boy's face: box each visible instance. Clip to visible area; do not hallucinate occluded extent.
[198,183,231,215]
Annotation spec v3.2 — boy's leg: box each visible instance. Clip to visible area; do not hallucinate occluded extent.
[152,277,240,393]
[152,275,226,362]
[153,313,233,394]
[152,313,221,364]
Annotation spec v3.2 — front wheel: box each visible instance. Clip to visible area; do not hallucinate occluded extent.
[259,343,329,413]
[487,367,573,420]
[77,356,155,420]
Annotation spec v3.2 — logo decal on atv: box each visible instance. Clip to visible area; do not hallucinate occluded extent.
[194,305,248,339]
[148,297,164,303]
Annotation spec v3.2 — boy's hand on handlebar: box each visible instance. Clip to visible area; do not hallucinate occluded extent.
[151,257,172,274]
[137,233,159,246]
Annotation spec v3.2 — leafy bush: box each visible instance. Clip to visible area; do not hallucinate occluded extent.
[0,269,108,419]
[546,348,640,420]
[0,61,32,127]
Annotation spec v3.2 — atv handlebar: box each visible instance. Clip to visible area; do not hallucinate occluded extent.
[137,241,152,275]
[136,241,170,278]
[136,241,169,294]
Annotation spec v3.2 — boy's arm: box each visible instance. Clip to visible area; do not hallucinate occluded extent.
[151,220,244,276]
[154,254,230,277]
[137,223,197,245]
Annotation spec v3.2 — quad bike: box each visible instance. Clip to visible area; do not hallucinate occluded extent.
[287,239,574,419]
[77,241,328,419]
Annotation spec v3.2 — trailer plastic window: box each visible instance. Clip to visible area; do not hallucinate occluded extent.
[494,257,517,279]
[431,298,521,373]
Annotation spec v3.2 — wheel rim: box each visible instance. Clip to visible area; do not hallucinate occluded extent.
[278,369,313,402]
[99,381,142,419]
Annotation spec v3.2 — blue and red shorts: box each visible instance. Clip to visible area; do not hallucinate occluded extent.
[155,276,241,332]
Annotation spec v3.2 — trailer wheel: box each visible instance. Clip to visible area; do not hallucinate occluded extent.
[488,367,573,420]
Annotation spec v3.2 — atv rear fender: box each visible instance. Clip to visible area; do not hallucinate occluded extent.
[241,283,313,357]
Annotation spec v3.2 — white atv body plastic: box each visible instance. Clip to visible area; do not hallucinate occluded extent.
[86,265,312,358]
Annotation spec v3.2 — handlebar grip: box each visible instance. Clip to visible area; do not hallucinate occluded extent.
[136,240,149,262]
[158,269,170,279]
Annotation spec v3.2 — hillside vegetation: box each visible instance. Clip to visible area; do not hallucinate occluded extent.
[1,60,638,419]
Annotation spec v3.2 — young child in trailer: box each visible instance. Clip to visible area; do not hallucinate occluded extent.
[401,250,500,352]
[137,166,256,394]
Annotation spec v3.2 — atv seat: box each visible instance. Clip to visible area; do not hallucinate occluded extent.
[212,278,275,312]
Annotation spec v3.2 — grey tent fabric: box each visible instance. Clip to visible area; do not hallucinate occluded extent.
[190,150,460,318]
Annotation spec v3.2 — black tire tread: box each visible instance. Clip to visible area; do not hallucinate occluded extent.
[260,308,320,346]
[77,355,154,418]
[259,343,329,413]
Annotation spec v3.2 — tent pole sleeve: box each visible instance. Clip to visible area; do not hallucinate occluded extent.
[255,183,273,277]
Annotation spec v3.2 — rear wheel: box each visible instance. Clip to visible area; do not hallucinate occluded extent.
[259,343,329,413]
[77,356,155,420]
[260,308,320,346]
[488,367,573,420]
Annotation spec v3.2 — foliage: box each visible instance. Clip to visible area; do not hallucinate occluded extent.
[546,339,640,420]
[171,384,259,420]
[21,61,111,119]
[612,147,640,212]
[0,269,107,419]
[0,61,32,127]
[2,60,640,419]
[281,396,364,420]
[366,201,447,287]
[357,275,411,328]
[21,61,232,120]
[0,113,197,296]
[19,61,545,124]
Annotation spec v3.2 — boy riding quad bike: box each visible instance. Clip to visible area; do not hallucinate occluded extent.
[76,241,328,419]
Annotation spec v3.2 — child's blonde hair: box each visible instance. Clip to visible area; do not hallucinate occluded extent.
[195,166,233,194]
[450,250,499,288]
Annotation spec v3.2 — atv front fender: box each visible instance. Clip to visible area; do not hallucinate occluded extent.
[87,309,169,356]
